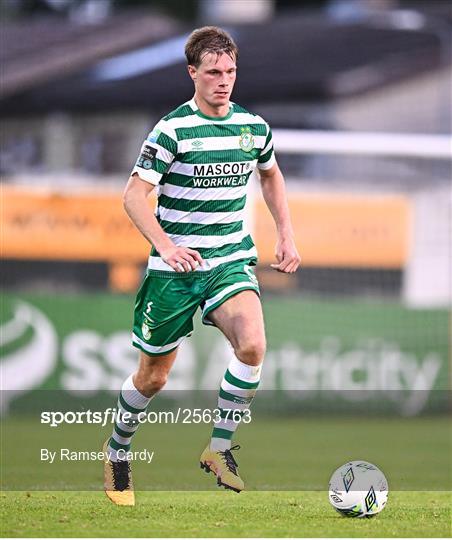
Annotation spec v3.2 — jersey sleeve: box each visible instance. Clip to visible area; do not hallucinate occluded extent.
[130,119,178,185]
[257,122,276,170]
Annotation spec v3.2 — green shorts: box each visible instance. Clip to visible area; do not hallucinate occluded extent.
[132,259,260,356]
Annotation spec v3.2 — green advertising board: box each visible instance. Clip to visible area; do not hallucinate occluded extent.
[1,291,449,415]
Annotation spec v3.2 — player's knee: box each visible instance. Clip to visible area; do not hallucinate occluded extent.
[146,372,168,393]
[134,371,168,395]
[235,338,266,366]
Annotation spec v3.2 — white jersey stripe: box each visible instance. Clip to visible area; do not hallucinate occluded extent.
[147,246,258,272]
[257,154,276,170]
[131,166,161,185]
[260,140,273,157]
[159,207,244,225]
[161,183,248,201]
[167,230,244,248]
[178,136,267,153]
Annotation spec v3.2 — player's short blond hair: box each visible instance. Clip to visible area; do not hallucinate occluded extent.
[185,26,238,68]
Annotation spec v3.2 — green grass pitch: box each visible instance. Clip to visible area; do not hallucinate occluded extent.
[1,417,450,537]
[1,490,450,537]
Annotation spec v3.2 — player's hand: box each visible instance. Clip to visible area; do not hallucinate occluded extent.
[160,245,204,272]
[270,236,301,273]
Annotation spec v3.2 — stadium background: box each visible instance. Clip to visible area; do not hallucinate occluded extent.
[1,0,451,537]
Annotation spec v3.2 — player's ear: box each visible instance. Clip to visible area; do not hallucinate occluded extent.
[187,65,197,82]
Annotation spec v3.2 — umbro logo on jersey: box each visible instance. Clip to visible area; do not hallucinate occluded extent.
[191,140,203,148]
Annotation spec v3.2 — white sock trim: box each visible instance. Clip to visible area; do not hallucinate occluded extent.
[121,373,151,409]
[228,355,262,383]
[210,438,232,452]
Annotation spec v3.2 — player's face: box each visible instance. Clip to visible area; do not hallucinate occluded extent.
[189,52,237,114]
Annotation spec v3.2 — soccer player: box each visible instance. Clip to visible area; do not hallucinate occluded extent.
[103,26,300,506]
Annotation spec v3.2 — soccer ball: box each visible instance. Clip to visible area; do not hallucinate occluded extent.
[328,461,389,518]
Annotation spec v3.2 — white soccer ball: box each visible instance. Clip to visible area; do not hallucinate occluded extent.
[328,460,389,518]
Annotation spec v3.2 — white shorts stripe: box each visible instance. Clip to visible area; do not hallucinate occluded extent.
[167,230,244,249]
[132,333,187,354]
[203,281,258,313]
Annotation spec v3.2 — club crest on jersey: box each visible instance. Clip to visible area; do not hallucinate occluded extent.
[141,322,152,341]
[239,127,254,152]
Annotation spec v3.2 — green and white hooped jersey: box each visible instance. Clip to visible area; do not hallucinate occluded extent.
[131,98,275,273]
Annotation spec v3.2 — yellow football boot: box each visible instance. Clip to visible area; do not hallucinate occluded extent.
[103,440,135,506]
[200,444,244,492]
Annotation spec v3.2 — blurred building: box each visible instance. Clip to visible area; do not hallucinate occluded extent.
[1,0,450,179]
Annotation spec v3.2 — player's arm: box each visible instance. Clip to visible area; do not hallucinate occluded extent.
[123,174,203,272]
[258,162,301,273]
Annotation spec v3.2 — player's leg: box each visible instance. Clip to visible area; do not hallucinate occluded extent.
[107,349,177,459]
[104,348,177,506]
[199,262,265,492]
[104,270,199,505]
[206,289,265,366]
[208,288,265,436]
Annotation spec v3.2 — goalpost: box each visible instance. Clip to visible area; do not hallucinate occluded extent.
[267,129,452,308]
[248,129,451,415]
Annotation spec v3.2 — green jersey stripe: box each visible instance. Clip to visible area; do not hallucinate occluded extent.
[156,132,177,155]
[158,171,193,187]
[232,103,251,114]
[258,148,273,164]
[174,123,267,140]
[163,104,193,120]
[195,235,254,258]
[158,219,242,237]
[151,234,254,259]
[151,157,172,174]
[158,194,246,213]
[224,369,260,389]
[177,148,259,164]
[161,184,248,204]
[166,111,268,130]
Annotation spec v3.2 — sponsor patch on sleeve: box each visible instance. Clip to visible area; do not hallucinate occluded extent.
[136,145,157,170]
